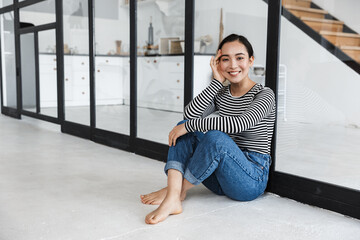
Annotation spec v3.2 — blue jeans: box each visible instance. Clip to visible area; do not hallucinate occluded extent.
[164,120,271,201]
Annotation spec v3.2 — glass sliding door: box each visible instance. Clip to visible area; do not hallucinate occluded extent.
[275,7,360,190]
[18,0,58,119]
[63,0,90,125]
[94,0,130,135]
[0,11,17,109]
[20,32,36,112]
[136,0,185,144]
[38,29,57,117]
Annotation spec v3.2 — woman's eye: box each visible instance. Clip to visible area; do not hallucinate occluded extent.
[237,57,243,61]
[221,58,229,62]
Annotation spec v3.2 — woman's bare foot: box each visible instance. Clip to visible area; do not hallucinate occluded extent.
[145,195,182,224]
[141,187,187,205]
[140,187,167,205]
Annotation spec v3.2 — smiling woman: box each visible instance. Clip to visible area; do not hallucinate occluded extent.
[141,34,276,225]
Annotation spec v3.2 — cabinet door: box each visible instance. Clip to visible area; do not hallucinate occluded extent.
[39,54,57,107]
[95,57,123,104]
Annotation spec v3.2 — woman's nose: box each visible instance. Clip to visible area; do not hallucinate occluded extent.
[230,59,237,68]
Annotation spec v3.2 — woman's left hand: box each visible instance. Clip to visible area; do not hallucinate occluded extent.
[168,123,187,147]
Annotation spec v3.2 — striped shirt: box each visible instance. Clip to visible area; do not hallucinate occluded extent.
[184,79,276,155]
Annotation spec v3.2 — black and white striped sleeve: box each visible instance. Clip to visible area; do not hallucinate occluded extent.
[184,88,275,133]
[183,79,223,120]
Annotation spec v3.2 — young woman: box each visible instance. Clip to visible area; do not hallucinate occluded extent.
[140,34,276,225]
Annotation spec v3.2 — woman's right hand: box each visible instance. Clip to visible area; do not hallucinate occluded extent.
[210,50,225,83]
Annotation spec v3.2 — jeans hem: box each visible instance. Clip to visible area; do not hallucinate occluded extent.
[184,168,201,185]
[164,161,185,176]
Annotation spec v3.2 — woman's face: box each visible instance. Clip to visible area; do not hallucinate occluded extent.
[219,41,254,84]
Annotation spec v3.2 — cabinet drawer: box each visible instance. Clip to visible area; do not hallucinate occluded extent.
[95,57,122,66]
[39,54,57,65]
[72,85,90,102]
[73,72,89,86]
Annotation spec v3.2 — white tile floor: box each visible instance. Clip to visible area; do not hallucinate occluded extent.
[1,114,360,240]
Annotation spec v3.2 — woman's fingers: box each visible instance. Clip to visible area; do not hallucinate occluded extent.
[168,124,187,147]
[215,49,222,62]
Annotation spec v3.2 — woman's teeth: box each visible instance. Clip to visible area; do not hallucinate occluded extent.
[229,71,240,76]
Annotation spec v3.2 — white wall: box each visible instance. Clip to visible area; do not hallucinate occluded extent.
[312,0,360,33]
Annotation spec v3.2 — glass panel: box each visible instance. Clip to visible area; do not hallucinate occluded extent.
[19,0,56,26]
[136,0,185,144]
[39,29,57,117]
[94,0,130,135]
[276,11,360,190]
[63,0,90,125]
[0,12,17,108]
[20,33,36,112]
[0,0,13,8]
[193,0,268,97]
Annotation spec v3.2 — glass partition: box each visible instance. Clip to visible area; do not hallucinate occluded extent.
[0,12,17,108]
[20,33,36,112]
[136,0,185,144]
[94,0,130,135]
[63,0,90,125]
[0,0,13,8]
[19,0,56,26]
[275,13,360,190]
[39,29,57,117]
[193,0,268,97]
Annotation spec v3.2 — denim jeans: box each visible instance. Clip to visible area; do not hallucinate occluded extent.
[164,120,271,201]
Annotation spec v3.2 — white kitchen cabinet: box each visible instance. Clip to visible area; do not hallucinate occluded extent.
[39,54,185,111]
[39,54,128,107]
[95,56,124,105]
[137,56,184,112]
[39,54,58,107]
[63,55,90,106]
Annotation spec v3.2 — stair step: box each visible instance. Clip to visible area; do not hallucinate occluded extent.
[285,5,328,19]
[301,17,344,32]
[320,31,360,47]
[282,0,312,8]
[340,46,360,63]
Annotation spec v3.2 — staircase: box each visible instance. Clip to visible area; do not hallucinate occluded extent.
[282,0,360,65]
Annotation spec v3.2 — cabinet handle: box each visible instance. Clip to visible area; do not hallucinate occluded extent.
[82,77,85,80]
[177,63,180,66]
[81,62,85,65]
[97,70,100,72]
[147,60,150,63]
[53,67,57,70]
[106,60,109,63]
[177,80,180,83]
[177,96,180,99]
[154,60,157,63]
[65,78,69,81]
[82,92,85,95]
[53,58,56,61]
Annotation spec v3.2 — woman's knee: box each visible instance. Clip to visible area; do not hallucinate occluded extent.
[202,130,232,146]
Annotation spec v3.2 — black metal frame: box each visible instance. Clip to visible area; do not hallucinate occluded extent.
[0,0,359,220]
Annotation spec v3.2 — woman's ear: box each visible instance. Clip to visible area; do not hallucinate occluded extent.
[249,56,255,66]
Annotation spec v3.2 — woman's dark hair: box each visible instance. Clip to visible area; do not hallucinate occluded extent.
[217,34,254,58]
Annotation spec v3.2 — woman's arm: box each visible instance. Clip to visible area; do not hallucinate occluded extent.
[184,88,275,133]
[184,50,225,120]
[183,79,223,120]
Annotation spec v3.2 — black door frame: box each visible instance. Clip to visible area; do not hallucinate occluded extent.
[0,0,359,220]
